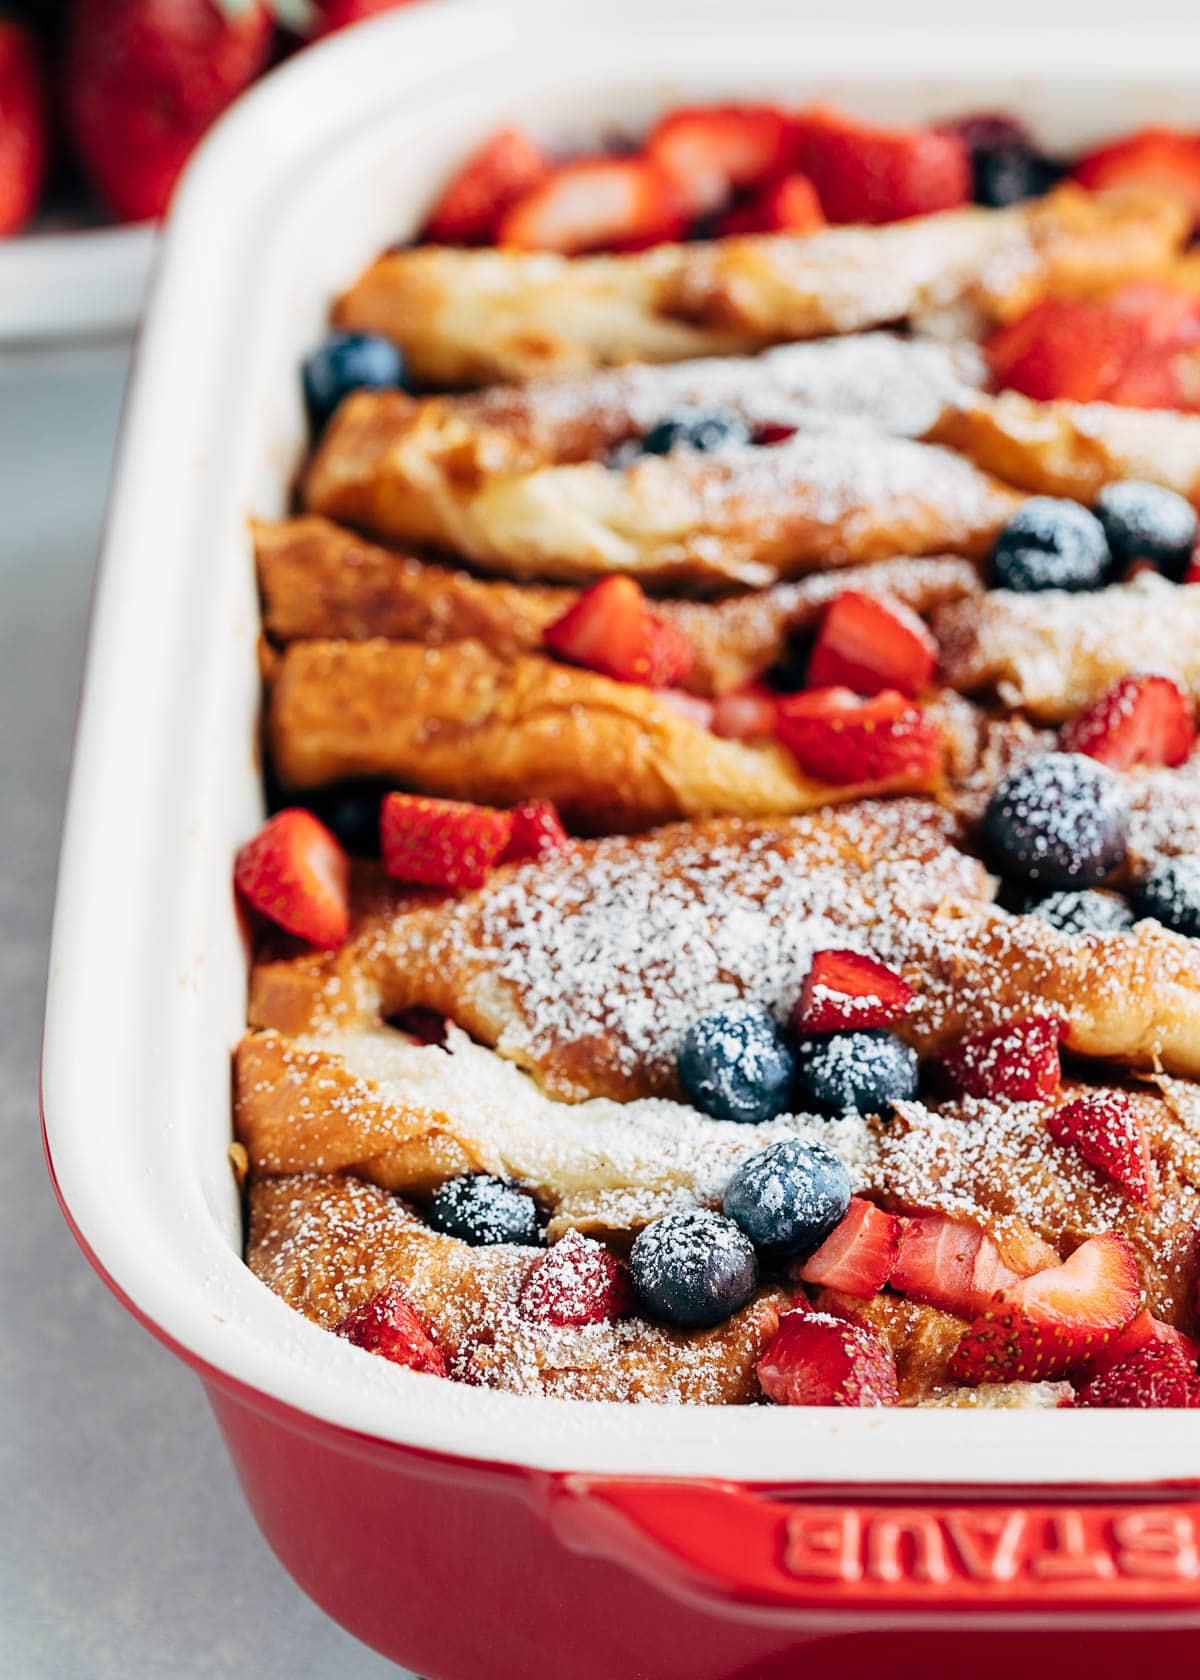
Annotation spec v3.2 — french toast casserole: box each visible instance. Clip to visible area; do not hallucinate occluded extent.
[233,102,1200,1412]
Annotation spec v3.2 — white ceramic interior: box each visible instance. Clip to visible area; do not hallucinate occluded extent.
[41,0,1200,1487]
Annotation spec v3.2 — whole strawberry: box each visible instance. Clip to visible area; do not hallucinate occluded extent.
[65,0,275,222]
[0,16,48,236]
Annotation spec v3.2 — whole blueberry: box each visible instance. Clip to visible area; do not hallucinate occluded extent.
[722,1138,852,1259]
[629,1209,758,1328]
[989,498,1111,593]
[1026,888,1135,935]
[1131,856,1200,937]
[639,408,752,456]
[982,752,1130,888]
[677,1003,796,1124]
[1094,480,1199,579]
[793,1030,919,1116]
[303,332,408,432]
[427,1174,542,1247]
[952,114,1060,207]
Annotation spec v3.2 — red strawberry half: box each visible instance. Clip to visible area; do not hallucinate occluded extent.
[424,126,551,244]
[543,577,694,686]
[0,20,48,237]
[718,172,825,236]
[758,1309,899,1406]
[502,799,570,863]
[336,1284,447,1375]
[985,297,1145,404]
[497,157,685,253]
[518,1230,633,1327]
[647,103,794,218]
[891,1213,1058,1318]
[806,590,938,697]
[1059,674,1195,771]
[1074,127,1200,228]
[1073,1308,1200,1384]
[1047,1091,1155,1206]
[774,687,941,787]
[948,1232,1142,1384]
[1074,1341,1200,1408]
[234,808,351,949]
[794,949,914,1033]
[793,1199,903,1297]
[791,104,970,224]
[940,1015,1066,1102]
[381,793,513,891]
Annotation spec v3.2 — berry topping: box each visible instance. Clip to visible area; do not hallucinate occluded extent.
[234,809,350,949]
[677,1002,796,1124]
[723,1137,852,1260]
[950,113,1059,208]
[986,298,1144,405]
[891,1214,1058,1318]
[1058,674,1196,771]
[790,105,970,224]
[518,1230,633,1327]
[1131,855,1200,936]
[982,752,1130,888]
[774,687,941,787]
[543,576,695,687]
[710,685,779,741]
[629,1209,758,1329]
[717,172,825,236]
[1073,1308,1200,1385]
[423,126,551,245]
[1094,481,1200,578]
[1074,126,1200,228]
[806,590,938,698]
[1026,889,1135,935]
[303,332,408,433]
[426,1174,542,1248]
[497,156,685,253]
[758,1309,899,1407]
[794,1198,903,1297]
[941,1015,1066,1102]
[793,1030,919,1116]
[794,949,914,1034]
[335,1285,447,1376]
[1074,1342,1200,1409]
[646,103,794,218]
[638,408,752,455]
[501,800,571,863]
[988,498,1111,593]
[380,793,513,891]
[1048,1091,1155,1206]
[948,1232,1142,1384]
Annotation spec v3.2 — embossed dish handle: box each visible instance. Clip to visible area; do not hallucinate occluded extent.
[546,1477,1200,1616]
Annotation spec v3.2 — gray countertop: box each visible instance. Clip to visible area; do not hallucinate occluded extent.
[0,349,407,1680]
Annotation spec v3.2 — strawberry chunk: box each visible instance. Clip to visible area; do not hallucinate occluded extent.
[941,1015,1066,1102]
[717,172,826,236]
[948,1232,1142,1384]
[794,1199,903,1297]
[501,800,570,863]
[1109,279,1200,348]
[424,127,551,245]
[1073,1308,1200,1384]
[336,1285,447,1376]
[497,157,685,253]
[647,103,794,218]
[891,1213,1058,1318]
[1074,127,1200,227]
[806,590,938,698]
[710,684,779,741]
[543,577,694,686]
[1047,1091,1155,1206]
[791,104,970,224]
[985,297,1145,403]
[234,809,350,949]
[1074,1341,1200,1408]
[518,1230,633,1327]
[1059,674,1196,771]
[794,949,914,1033]
[758,1309,899,1406]
[774,687,941,786]
[380,793,513,891]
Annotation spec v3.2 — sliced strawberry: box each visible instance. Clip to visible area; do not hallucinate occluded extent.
[543,577,695,686]
[1059,674,1196,771]
[940,1015,1066,1102]
[710,683,779,741]
[647,103,794,218]
[424,126,552,245]
[1073,1308,1200,1384]
[1074,1341,1200,1408]
[501,799,570,863]
[891,1213,1058,1317]
[793,1199,903,1297]
[1074,127,1200,227]
[790,104,970,224]
[794,949,914,1033]
[717,172,826,236]
[380,793,513,891]
[1102,347,1189,410]
[806,590,938,698]
[1109,279,1200,348]
[1047,1091,1155,1207]
[234,809,351,949]
[985,297,1145,403]
[948,1232,1142,1384]
[336,1284,447,1376]
[518,1230,633,1327]
[497,157,685,254]
[774,687,941,786]
[758,1309,899,1406]
[653,688,716,730]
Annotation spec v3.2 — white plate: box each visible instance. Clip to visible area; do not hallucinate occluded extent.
[0,219,156,345]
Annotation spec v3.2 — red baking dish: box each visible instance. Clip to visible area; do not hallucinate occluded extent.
[40,4,1200,1673]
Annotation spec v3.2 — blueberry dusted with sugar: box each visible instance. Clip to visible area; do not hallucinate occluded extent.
[629,1209,758,1328]
[1131,856,1200,938]
[427,1174,542,1247]
[303,332,408,432]
[983,752,1130,888]
[990,498,1111,593]
[723,1138,852,1260]
[1027,888,1135,935]
[793,1030,918,1116]
[677,1002,796,1123]
[1094,480,1199,578]
[952,113,1059,208]
[639,408,752,456]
